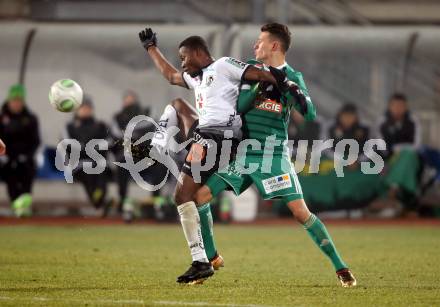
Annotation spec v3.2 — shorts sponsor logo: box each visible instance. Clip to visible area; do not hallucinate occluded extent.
[262,173,292,194]
[256,99,282,113]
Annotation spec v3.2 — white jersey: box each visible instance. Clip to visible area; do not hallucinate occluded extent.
[182,57,249,131]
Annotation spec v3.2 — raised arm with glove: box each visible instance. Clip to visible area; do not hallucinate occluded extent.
[268,66,309,116]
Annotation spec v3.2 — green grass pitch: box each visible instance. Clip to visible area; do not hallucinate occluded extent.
[0,224,439,306]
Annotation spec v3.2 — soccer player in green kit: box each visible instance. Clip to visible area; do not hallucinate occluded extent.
[194,23,357,287]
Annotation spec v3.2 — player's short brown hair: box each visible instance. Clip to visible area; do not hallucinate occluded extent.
[261,23,291,52]
[389,92,407,103]
[179,36,211,56]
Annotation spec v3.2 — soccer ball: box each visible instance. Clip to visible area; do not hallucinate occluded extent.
[49,79,83,112]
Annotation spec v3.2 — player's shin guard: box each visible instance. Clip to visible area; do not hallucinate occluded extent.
[303,214,348,271]
[177,201,209,263]
[198,203,217,260]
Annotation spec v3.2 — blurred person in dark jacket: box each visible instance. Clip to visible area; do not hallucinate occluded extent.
[110,90,158,221]
[0,84,40,217]
[288,109,322,164]
[63,96,112,217]
[378,93,422,208]
[328,103,369,166]
[289,110,322,145]
[379,93,421,157]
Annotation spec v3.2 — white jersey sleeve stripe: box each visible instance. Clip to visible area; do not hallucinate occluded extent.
[216,57,250,82]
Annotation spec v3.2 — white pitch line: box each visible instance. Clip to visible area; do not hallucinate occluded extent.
[153,300,284,307]
[0,296,145,305]
[97,298,146,304]
[32,297,50,301]
[96,300,146,305]
[0,296,288,307]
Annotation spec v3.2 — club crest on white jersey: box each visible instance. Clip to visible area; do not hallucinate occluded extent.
[183,57,249,129]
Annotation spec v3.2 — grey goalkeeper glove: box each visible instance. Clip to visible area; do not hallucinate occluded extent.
[139,27,157,50]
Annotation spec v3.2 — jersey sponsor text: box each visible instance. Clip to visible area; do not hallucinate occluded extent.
[256,99,282,113]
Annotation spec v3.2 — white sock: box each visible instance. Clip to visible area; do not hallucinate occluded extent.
[151,105,178,150]
[177,201,209,263]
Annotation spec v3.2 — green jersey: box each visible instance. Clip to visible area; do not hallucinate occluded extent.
[206,60,316,202]
[237,59,316,157]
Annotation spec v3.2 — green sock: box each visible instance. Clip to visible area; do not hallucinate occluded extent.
[198,203,217,260]
[303,214,347,271]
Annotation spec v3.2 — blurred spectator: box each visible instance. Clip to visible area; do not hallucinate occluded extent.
[288,109,322,171]
[110,90,156,221]
[379,93,421,157]
[63,96,112,217]
[0,84,40,217]
[0,138,5,156]
[328,103,369,164]
[289,109,322,147]
[329,103,369,149]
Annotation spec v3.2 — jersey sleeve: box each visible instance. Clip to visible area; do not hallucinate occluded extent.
[216,57,250,81]
[236,59,264,113]
[287,72,316,121]
[182,72,196,90]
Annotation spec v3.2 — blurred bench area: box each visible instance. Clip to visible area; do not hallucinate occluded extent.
[1,144,440,220]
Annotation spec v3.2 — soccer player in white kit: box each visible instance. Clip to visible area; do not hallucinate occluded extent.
[139,28,296,284]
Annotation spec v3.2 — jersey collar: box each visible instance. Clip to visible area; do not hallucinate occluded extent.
[276,62,288,70]
[195,59,215,79]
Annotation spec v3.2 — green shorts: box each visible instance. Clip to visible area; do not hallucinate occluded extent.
[206,155,303,203]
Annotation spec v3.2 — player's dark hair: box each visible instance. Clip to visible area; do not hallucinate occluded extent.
[337,102,358,122]
[389,92,407,102]
[179,36,211,56]
[261,23,291,52]
[340,103,358,114]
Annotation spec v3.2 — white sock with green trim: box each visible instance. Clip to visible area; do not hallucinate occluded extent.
[177,201,209,263]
